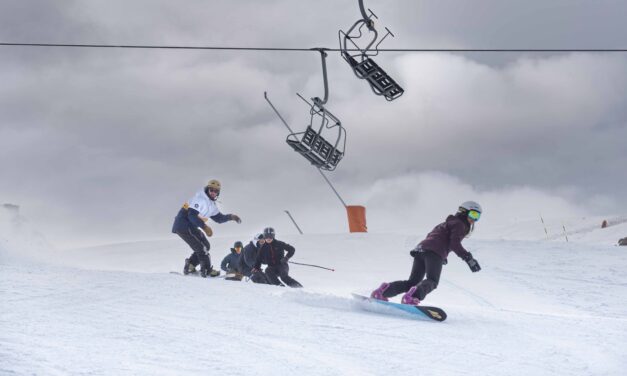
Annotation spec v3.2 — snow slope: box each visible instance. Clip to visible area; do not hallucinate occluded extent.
[2,222,627,375]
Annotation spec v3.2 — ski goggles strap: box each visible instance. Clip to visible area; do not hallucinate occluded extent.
[468,210,481,221]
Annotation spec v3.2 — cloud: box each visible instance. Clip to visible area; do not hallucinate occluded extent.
[334,52,627,199]
[346,171,591,233]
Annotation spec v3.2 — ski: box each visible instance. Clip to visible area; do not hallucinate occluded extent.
[170,271,225,279]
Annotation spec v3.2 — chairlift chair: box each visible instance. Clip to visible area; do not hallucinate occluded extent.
[285,95,346,171]
[264,49,346,171]
[339,0,404,101]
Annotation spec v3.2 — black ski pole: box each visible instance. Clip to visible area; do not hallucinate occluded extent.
[288,261,335,271]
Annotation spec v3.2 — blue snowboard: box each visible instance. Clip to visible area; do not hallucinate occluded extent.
[352,293,447,322]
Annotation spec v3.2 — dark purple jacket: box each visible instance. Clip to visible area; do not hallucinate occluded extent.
[419,213,472,261]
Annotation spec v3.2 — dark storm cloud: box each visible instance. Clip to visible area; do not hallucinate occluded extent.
[1,1,626,247]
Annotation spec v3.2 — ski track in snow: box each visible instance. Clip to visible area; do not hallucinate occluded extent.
[2,228,627,375]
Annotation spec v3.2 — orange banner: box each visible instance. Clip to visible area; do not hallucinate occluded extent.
[346,205,367,233]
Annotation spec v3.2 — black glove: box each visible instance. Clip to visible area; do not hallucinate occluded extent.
[280,257,289,265]
[464,253,481,272]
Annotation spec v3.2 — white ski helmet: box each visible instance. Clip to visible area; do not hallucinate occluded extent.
[459,201,482,213]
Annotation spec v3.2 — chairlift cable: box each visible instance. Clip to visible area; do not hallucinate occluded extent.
[0,42,626,52]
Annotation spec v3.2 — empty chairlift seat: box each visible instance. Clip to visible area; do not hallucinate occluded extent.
[286,126,344,171]
[343,52,404,101]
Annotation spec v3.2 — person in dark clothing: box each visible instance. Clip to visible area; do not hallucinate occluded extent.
[171,179,241,278]
[371,201,483,305]
[253,227,303,288]
[240,233,270,284]
[221,241,243,280]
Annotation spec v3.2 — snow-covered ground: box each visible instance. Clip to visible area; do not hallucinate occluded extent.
[2,215,627,375]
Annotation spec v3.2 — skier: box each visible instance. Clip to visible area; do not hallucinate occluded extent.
[221,241,244,280]
[240,233,270,284]
[253,227,303,288]
[172,179,241,277]
[370,201,482,305]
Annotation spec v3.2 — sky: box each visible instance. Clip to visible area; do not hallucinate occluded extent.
[1,0,626,248]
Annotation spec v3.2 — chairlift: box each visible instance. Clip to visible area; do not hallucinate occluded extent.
[264,49,346,171]
[339,0,404,101]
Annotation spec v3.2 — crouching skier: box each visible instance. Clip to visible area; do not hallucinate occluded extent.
[370,201,483,305]
[221,241,244,281]
[253,227,303,288]
[240,233,270,284]
[172,179,241,278]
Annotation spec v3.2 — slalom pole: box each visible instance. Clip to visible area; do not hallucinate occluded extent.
[284,210,304,234]
[288,261,335,271]
[562,223,569,242]
[540,213,549,239]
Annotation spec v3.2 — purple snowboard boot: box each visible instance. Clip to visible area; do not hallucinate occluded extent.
[401,286,421,306]
[370,282,390,301]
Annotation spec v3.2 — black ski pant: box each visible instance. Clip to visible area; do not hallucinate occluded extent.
[384,250,442,300]
[176,227,212,268]
[265,263,302,288]
[250,270,270,284]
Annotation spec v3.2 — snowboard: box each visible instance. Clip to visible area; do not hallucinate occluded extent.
[351,293,447,322]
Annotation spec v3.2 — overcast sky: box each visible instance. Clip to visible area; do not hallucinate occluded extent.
[1,0,626,248]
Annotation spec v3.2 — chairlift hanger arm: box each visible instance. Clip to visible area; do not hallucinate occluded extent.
[311,48,330,105]
[358,0,376,31]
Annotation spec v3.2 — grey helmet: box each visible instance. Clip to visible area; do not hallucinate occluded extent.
[459,201,482,213]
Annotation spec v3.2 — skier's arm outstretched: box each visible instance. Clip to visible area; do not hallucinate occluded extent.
[449,221,471,260]
[449,221,481,272]
[210,212,241,224]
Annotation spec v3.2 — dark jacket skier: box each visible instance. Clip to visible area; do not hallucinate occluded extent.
[253,227,302,288]
[370,201,483,305]
[221,241,243,273]
[240,235,260,276]
[172,179,241,278]
[240,234,270,284]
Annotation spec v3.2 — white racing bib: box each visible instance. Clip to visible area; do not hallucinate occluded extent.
[186,189,220,221]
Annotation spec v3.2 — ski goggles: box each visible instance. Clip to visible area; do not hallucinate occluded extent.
[468,210,481,221]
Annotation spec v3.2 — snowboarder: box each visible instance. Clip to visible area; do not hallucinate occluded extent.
[240,233,270,284]
[253,227,303,288]
[221,241,244,280]
[171,179,241,277]
[370,201,482,305]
